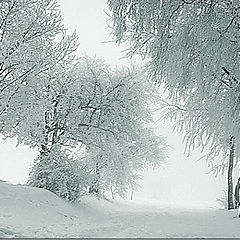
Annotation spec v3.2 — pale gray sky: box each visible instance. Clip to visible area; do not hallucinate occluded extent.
[0,0,227,206]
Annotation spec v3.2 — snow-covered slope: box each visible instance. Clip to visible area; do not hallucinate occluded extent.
[1,181,240,238]
[0,181,122,238]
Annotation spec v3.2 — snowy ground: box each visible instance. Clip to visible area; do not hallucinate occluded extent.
[0,181,240,238]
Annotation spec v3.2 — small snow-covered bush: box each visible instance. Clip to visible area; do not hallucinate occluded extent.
[28,150,93,201]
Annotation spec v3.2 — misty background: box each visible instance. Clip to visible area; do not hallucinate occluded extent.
[0,0,226,206]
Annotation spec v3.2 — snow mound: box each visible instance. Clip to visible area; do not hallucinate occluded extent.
[1,182,240,238]
[0,182,116,237]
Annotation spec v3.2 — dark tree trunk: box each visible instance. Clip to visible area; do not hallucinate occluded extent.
[36,110,51,189]
[89,162,100,194]
[228,136,235,210]
[130,191,134,201]
[235,177,240,209]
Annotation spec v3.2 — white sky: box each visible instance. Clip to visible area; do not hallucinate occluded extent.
[0,0,228,207]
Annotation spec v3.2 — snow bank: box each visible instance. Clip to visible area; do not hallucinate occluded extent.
[1,182,240,238]
[0,182,110,237]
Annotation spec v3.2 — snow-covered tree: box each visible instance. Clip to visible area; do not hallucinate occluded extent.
[107,0,240,153]
[84,127,166,198]
[24,56,166,200]
[0,0,167,202]
[0,0,78,136]
[79,70,167,197]
[107,0,240,208]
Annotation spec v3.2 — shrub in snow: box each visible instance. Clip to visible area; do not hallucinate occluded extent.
[28,149,93,201]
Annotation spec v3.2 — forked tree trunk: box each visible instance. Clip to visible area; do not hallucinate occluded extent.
[234,177,240,209]
[228,136,235,210]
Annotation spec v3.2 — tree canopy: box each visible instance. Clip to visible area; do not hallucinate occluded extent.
[108,0,240,164]
[0,0,167,201]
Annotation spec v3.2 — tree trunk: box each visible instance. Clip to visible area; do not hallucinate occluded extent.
[228,136,235,210]
[110,186,114,200]
[235,177,240,209]
[89,162,100,194]
[130,191,134,201]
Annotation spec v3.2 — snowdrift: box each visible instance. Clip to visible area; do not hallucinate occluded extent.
[1,181,240,238]
[0,182,119,238]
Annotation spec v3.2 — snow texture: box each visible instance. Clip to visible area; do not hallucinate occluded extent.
[0,181,240,238]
